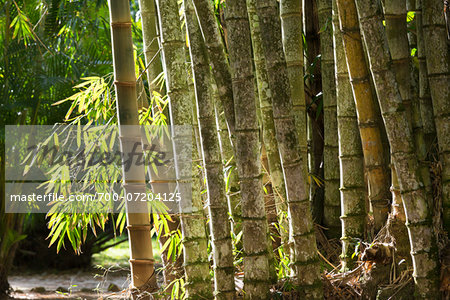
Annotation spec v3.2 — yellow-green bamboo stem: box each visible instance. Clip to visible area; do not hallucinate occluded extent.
[139,0,164,98]
[335,0,390,232]
[108,0,157,296]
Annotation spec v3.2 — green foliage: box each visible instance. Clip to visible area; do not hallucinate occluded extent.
[0,227,26,259]
[10,1,36,47]
[164,276,186,300]
[276,246,291,279]
[231,229,243,267]
[43,37,170,255]
[153,214,182,262]
[53,75,116,122]
[46,212,112,254]
[0,0,113,126]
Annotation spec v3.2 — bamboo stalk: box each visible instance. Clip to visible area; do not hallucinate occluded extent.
[384,0,432,261]
[184,1,235,298]
[155,0,213,297]
[192,0,235,134]
[415,0,437,150]
[422,0,450,231]
[108,1,157,297]
[354,0,441,297]
[318,0,340,238]
[212,82,242,235]
[139,0,164,98]
[280,0,308,185]
[332,0,365,271]
[255,0,323,297]
[225,0,274,297]
[335,0,391,232]
[246,0,289,253]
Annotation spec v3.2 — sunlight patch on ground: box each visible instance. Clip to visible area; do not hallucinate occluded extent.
[92,238,161,268]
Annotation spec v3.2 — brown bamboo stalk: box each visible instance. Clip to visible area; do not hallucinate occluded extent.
[422,0,450,231]
[332,0,366,271]
[416,0,437,150]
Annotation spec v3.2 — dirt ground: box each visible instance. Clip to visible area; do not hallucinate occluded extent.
[8,268,133,299]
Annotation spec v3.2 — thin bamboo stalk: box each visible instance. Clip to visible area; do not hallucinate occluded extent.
[318,0,340,238]
[191,0,235,134]
[212,83,242,235]
[139,0,164,98]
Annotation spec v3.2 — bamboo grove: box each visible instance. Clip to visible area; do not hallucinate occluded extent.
[1,0,449,299]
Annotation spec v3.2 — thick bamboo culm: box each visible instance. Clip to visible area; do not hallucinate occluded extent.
[256,0,323,298]
[155,0,213,297]
[335,0,390,232]
[384,0,432,261]
[415,0,436,149]
[331,0,365,271]
[226,0,273,297]
[184,0,236,298]
[318,0,340,238]
[247,0,289,252]
[280,0,309,184]
[354,0,440,296]
[108,0,157,296]
[422,0,450,231]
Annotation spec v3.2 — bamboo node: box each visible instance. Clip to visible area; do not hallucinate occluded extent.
[114,80,135,87]
[129,258,155,265]
[127,224,151,231]
[111,22,132,28]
